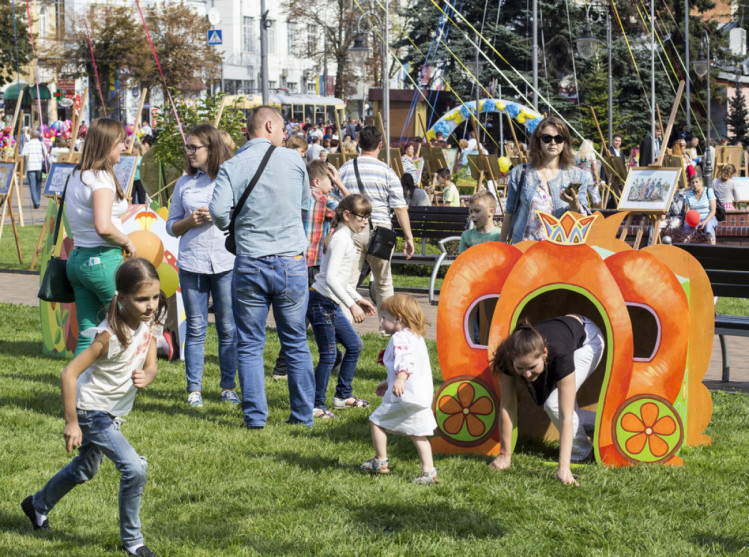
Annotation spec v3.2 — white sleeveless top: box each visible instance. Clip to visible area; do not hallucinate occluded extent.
[76,319,155,416]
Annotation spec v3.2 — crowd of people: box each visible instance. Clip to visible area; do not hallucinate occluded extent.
[18,107,742,554]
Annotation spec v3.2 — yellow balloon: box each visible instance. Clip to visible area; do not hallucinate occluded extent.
[498,156,511,174]
[157,262,179,298]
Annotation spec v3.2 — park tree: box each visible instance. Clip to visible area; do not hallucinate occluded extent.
[283,0,406,100]
[141,3,222,93]
[43,2,221,119]
[727,87,749,147]
[0,0,33,85]
[396,0,729,152]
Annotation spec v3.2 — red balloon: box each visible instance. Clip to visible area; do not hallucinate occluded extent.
[685,209,700,228]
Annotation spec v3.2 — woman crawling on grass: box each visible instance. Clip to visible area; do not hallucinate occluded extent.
[489,315,605,486]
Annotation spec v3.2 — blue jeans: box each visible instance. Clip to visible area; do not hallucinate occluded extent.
[32,410,147,547]
[306,290,364,409]
[27,170,42,207]
[179,269,237,393]
[232,255,314,427]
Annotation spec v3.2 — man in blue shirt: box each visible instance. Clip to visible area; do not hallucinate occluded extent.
[210,106,315,428]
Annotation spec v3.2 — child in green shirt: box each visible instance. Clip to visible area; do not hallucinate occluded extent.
[459,190,502,253]
[435,168,460,207]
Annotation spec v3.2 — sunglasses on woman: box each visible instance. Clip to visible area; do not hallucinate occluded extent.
[541,134,565,145]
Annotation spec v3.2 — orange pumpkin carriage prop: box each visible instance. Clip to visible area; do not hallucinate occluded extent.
[432,211,713,467]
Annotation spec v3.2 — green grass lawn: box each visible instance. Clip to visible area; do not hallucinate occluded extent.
[0,224,44,272]
[1,303,748,555]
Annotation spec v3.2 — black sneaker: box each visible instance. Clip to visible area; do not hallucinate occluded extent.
[21,496,49,530]
[272,358,288,380]
[122,545,156,556]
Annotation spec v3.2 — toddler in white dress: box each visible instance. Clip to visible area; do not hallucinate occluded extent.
[361,294,438,484]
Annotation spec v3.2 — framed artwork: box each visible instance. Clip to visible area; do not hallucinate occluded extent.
[618,167,682,213]
[114,155,139,197]
[0,163,15,196]
[412,157,425,184]
[43,163,76,197]
[442,148,459,173]
[0,162,16,196]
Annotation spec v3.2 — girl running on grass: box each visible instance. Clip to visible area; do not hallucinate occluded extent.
[22,258,166,557]
[307,194,376,418]
[361,294,438,484]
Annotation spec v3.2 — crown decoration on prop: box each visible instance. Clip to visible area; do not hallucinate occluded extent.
[537,211,597,245]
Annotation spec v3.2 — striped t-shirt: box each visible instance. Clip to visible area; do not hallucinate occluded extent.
[685,187,716,220]
[337,155,406,225]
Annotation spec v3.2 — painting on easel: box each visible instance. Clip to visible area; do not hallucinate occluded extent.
[0,163,14,195]
[114,155,139,197]
[43,163,77,197]
[618,167,681,213]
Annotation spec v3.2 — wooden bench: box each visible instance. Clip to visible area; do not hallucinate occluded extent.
[391,206,470,304]
[675,243,749,381]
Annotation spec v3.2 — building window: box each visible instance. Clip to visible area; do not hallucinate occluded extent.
[39,6,49,37]
[306,82,316,94]
[287,82,297,93]
[269,80,277,89]
[287,22,297,55]
[268,20,276,54]
[307,24,316,57]
[243,17,255,53]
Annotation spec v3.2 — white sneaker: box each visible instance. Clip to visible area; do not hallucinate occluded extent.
[187,392,203,408]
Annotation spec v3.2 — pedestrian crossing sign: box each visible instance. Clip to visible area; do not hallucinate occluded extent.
[207,30,223,45]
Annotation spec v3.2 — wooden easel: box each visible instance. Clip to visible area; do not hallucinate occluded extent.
[619,81,685,248]
[3,103,26,227]
[505,112,527,166]
[590,107,623,207]
[0,120,24,263]
[373,112,402,176]
[64,88,89,164]
[29,91,89,268]
[467,116,504,213]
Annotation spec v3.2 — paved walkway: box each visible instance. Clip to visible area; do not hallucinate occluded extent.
[2,270,747,392]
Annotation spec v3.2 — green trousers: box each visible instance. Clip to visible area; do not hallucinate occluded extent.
[65,245,123,356]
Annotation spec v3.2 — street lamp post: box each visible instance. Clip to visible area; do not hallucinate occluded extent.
[575,2,613,146]
[693,32,711,182]
[348,1,390,164]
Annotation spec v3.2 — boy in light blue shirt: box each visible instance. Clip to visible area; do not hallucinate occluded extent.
[459,190,502,253]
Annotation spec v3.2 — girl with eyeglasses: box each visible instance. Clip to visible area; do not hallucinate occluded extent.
[499,116,590,244]
[307,194,377,418]
[166,124,240,408]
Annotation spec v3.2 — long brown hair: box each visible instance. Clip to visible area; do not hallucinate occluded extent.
[529,116,575,169]
[491,320,546,376]
[184,124,233,179]
[323,194,371,253]
[106,258,166,347]
[76,118,127,199]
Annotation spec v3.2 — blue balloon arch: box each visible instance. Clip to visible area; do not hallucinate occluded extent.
[425,99,544,140]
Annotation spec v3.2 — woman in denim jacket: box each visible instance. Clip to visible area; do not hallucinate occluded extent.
[500,116,590,244]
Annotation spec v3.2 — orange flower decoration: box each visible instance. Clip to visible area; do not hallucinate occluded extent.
[438,382,493,437]
[621,402,677,457]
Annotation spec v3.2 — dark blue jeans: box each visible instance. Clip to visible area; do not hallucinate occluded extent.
[233,255,315,427]
[306,289,364,410]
